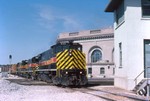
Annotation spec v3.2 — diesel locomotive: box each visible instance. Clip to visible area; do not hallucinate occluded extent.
[10,42,87,86]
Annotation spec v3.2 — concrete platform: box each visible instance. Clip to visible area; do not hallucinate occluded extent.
[89,86,150,101]
[88,77,114,85]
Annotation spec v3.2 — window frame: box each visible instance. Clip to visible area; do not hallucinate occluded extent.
[115,0,125,25]
[100,67,105,74]
[91,49,102,63]
[141,0,150,18]
[88,68,92,74]
[144,40,150,77]
[119,42,122,68]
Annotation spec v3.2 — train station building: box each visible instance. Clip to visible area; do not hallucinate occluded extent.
[105,0,150,92]
[57,28,115,78]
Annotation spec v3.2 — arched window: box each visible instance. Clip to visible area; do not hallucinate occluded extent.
[91,49,102,63]
[100,68,105,74]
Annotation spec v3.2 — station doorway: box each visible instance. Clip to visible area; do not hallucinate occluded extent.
[144,40,150,78]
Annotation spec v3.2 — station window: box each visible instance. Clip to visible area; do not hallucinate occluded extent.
[115,0,124,25]
[100,68,105,74]
[88,68,92,74]
[113,68,115,75]
[91,49,102,63]
[69,32,79,36]
[141,0,150,17]
[90,29,101,34]
[119,43,122,67]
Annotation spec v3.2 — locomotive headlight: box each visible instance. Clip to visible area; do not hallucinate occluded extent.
[80,71,82,74]
[69,50,72,56]
[66,71,68,74]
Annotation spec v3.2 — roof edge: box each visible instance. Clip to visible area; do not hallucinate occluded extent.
[105,0,123,12]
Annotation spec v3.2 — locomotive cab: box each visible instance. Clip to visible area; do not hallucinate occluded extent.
[52,42,87,86]
[51,42,82,54]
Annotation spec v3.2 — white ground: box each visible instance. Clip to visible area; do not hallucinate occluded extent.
[0,74,105,101]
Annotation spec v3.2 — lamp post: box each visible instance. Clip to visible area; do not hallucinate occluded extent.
[9,55,12,76]
[9,55,12,64]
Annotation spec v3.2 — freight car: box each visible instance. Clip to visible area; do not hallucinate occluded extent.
[12,42,87,86]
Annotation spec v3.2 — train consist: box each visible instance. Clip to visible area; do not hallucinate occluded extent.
[10,42,87,86]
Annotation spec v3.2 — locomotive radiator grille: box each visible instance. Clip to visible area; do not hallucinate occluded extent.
[56,49,86,70]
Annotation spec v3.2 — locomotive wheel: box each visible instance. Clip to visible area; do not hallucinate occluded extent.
[31,76,34,80]
[61,77,69,86]
[52,77,61,85]
[31,75,36,80]
[37,74,42,81]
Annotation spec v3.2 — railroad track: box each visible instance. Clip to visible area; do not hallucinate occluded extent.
[66,87,147,101]
[6,78,148,101]
[6,78,50,86]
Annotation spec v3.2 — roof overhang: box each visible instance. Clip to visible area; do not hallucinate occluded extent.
[105,0,123,12]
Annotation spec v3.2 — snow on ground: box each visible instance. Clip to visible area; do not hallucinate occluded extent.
[0,74,105,101]
[0,79,26,101]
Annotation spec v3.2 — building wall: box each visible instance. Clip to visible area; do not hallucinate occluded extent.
[76,38,114,78]
[114,0,150,90]
[1,65,10,72]
[0,65,11,77]
[57,28,115,78]
[77,38,114,63]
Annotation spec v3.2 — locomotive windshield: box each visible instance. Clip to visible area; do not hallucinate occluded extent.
[52,43,82,54]
[69,45,82,51]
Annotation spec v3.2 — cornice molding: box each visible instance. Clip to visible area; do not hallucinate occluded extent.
[57,33,114,43]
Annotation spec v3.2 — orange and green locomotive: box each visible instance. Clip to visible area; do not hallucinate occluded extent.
[11,42,87,86]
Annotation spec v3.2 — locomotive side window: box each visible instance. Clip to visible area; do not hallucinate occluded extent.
[51,45,57,54]
[41,50,51,61]
[76,45,82,51]
[49,49,53,58]
[51,46,55,54]
[41,53,45,61]
[62,45,69,50]
[22,60,28,65]
[77,46,82,51]
[56,45,62,53]
[69,45,82,51]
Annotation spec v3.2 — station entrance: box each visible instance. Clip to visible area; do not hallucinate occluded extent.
[144,40,150,78]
